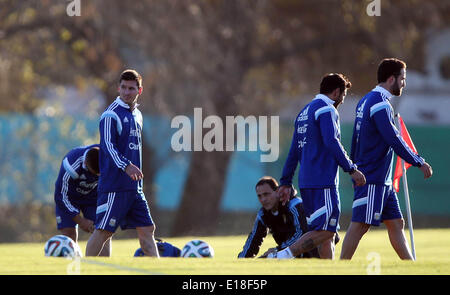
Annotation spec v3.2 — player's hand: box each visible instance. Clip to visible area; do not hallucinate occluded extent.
[351,169,366,187]
[419,162,433,179]
[75,216,94,233]
[258,247,277,258]
[83,219,95,233]
[125,163,144,181]
[277,185,292,206]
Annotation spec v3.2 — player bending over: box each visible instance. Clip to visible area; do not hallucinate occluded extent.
[54,144,110,256]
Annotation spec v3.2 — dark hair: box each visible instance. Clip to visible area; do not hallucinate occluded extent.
[119,69,143,88]
[377,58,406,83]
[85,146,100,175]
[255,176,279,191]
[319,73,352,94]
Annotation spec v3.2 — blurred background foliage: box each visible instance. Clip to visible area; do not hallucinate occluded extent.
[0,0,449,242]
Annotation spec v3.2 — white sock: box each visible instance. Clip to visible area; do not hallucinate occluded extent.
[277,247,294,259]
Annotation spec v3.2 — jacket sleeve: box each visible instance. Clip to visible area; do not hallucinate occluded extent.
[55,157,81,218]
[100,112,131,171]
[317,108,356,173]
[238,212,268,258]
[280,124,300,186]
[279,200,308,250]
[371,103,424,167]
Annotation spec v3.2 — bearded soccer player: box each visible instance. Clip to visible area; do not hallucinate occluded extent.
[340,58,433,260]
[272,74,366,259]
[85,69,159,257]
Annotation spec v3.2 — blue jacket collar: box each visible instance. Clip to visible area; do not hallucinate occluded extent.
[372,85,393,100]
[313,93,335,106]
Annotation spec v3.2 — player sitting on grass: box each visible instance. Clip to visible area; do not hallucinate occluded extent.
[238,176,338,258]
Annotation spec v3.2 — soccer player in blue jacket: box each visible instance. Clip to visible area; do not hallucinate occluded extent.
[54,145,100,244]
[340,58,433,260]
[269,73,366,259]
[86,69,159,257]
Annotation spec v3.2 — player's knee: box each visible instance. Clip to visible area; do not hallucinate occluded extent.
[95,229,114,241]
[144,224,156,237]
[387,218,405,231]
[350,222,370,237]
[324,231,335,241]
[137,225,156,240]
[361,223,371,234]
[149,224,156,234]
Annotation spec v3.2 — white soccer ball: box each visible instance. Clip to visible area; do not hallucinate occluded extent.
[180,239,214,258]
[44,235,82,258]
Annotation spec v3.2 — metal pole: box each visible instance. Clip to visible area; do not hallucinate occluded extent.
[396,113,416,260]
[401,157,416,260]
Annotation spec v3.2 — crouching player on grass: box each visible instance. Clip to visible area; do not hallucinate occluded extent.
[54,144,110,256]
[238,176,339,259]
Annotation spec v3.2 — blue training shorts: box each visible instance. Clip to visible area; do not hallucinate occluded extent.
[300,188,340,233]
[352,184,403,226]
[55,200,96,230]
[95,191,154,233]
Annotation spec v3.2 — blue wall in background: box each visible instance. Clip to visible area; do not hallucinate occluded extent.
[1,114,449,216]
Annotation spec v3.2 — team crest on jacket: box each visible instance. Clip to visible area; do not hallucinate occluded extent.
[109,218,116,227]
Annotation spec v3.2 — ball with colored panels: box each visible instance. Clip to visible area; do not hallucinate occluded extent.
[180,239,214,258]
[44,235,82,258]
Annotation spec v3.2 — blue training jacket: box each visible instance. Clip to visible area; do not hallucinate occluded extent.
[350,86,424,185]
[280,94,356,189]
[54,144,100,218]
[98,97,144,193]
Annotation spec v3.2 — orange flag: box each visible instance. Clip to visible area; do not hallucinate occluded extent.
[393,115,418,192]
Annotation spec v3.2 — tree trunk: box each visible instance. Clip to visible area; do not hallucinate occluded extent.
[142,138,158,212]
[171,149,234,236]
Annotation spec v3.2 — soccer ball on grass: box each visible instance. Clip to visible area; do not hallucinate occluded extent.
[180,239,214,258]
[44,235,82,258]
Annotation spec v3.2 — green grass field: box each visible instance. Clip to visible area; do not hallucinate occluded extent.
[1,228,449,275]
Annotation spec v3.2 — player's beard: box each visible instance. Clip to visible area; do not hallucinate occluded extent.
[392,80,402,96]
[334,95,344,109]
[334,100,342,109]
